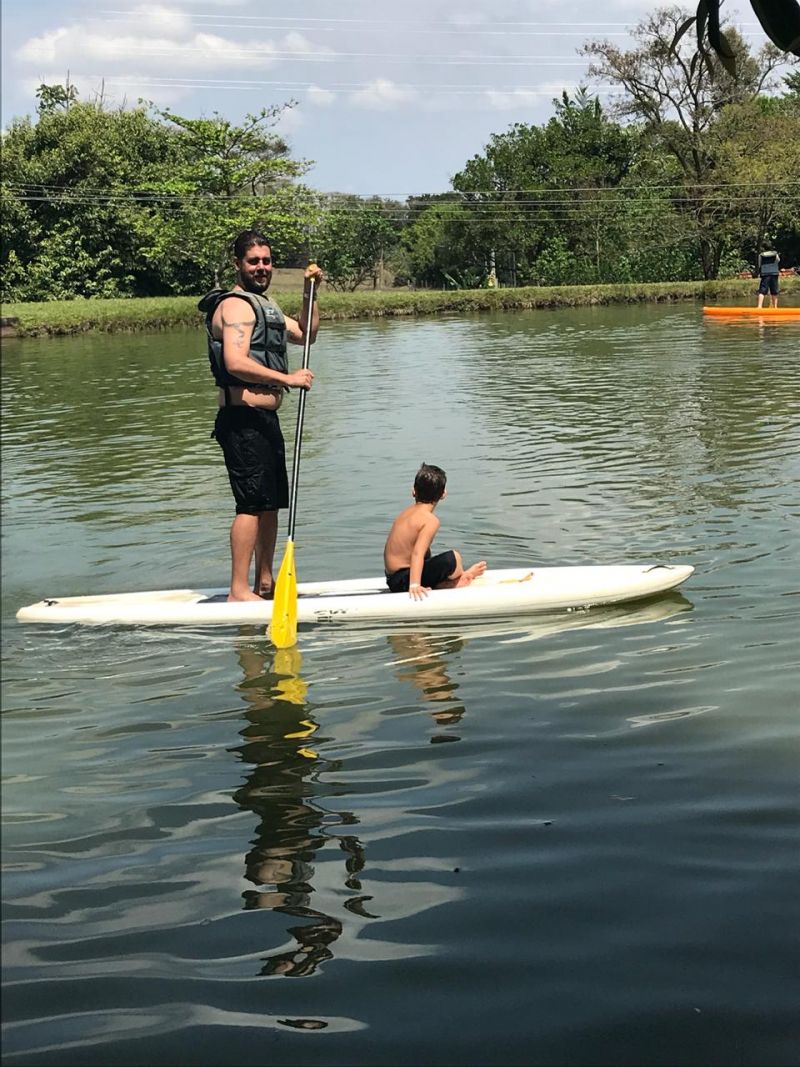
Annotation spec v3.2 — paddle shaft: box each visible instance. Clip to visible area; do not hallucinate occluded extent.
[286,276,316,540]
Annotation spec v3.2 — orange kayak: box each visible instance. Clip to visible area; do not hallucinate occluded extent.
[703,306,800,318]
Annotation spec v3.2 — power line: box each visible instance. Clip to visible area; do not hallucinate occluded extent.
[8,180,799,196]
[6,195,792,222]
[24,47,612,66]
[98,10,640,30]
[92,14,634,38]
[98,9,769,33]
[88,75,609,95]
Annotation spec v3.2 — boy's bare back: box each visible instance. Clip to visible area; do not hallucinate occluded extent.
[384,503,440,574]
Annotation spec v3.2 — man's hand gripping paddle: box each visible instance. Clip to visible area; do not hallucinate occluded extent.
[270,274,316,649]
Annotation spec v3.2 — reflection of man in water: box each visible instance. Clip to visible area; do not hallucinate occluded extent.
[231,641,369,977]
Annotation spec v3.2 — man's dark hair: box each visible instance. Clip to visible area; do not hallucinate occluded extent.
[414,463,447,503]
[233,230,272,260]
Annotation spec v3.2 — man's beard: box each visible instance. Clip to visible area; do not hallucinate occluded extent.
[240,273,270,294]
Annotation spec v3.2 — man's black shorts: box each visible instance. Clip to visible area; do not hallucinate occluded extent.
[385,550,458,593]
[214,406,289,514]
[758,275,779,296]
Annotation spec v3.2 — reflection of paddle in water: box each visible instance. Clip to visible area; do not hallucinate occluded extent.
[387,631,467,736]
[230,638,371,976]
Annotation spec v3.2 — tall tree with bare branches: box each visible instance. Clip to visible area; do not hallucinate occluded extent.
[583,6,788,276]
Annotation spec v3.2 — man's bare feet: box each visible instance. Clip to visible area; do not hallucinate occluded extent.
[228,589,265,603]
[455,561,487,588]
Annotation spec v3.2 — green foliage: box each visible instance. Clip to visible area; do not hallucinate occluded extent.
[404,92,644,288]
[2,51,798,303]
[313,197,401,290]
[529,238,580,287]
[582,11,791,277]
[1,87,316,301]
[118,104,319,292]
[35,82,79,114]
[401,198,481,288]
[8,277,800,336]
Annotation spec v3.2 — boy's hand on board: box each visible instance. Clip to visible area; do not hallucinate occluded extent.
[409,584,430,601]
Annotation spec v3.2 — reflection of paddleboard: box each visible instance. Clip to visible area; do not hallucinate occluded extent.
[373,592,694,657]
[703,306,800,319]
[17,564,694,628]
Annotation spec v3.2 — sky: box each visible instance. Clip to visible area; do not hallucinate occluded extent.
[1,0,790,197]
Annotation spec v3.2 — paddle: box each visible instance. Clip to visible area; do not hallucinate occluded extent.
[269,274,316,649]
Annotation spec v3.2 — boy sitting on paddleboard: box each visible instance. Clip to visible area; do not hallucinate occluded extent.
[384,463,487,600]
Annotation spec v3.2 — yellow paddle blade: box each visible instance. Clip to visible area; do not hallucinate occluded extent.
[269,539,298,648]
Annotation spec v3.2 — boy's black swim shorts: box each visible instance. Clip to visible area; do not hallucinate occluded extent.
[385,550,458,593]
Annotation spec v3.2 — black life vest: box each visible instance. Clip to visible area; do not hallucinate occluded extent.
[198,288,288,389]
[759,251,780,276]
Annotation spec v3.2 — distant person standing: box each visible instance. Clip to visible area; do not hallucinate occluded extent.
[756,249,780,309]
[199,230,323,602]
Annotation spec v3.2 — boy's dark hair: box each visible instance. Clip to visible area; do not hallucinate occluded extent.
[233,230,272,259]
[414,463,447,503]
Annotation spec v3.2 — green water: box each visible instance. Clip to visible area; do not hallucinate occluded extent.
[2,305,799,1065]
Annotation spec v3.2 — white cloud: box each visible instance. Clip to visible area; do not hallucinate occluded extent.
[349,79,418,110]
[275,106,304,135]
[485,83,596,110]
[307,84,336,107]
[11,5,344,113]
[12,4,342,83]
[18,24,278,74]
[133,4,194,36]
[281,31,332,57]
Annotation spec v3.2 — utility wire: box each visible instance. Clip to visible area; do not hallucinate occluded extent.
[8,181,799,198]
[6,195,791,222]
[98,9,768,33]
[24,48,618,65]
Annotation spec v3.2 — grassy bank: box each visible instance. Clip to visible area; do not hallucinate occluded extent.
[3,278,798,338]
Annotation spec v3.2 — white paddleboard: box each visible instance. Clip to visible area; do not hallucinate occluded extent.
[16,564,694,628]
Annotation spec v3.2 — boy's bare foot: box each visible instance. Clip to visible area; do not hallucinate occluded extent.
[455,561,487,588]
[228,589,265,603]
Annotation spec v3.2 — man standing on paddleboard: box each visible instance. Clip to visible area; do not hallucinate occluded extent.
[756,248,780,309]
[199,230,323,602]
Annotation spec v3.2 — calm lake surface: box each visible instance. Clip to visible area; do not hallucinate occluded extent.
[2,304,799,1066]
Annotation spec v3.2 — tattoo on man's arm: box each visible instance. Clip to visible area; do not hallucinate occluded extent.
[222,315,249,343]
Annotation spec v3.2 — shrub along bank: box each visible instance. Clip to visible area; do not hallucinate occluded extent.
[2,278,798,338]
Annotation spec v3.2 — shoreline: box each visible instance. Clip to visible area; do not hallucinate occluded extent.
[2,278,798,338]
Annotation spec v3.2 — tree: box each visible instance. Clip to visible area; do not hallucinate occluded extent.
[583,8,787,277]
[0,87,317,299]
[2,88,181,299]
[449,91,641,285]
[35,81,78,114]
[401,196,484,288]
[134,104,316,290]
[711,93,800,266]
[313,197,400,291]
